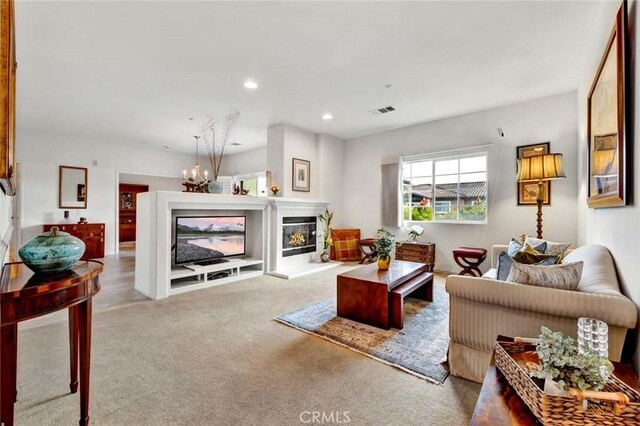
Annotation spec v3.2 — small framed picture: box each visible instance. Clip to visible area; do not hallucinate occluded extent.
[292,158,310,192]
[77,184,86,202]
[516,142,550,206]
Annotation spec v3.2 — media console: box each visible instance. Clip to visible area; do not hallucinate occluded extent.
[170,258,264,296]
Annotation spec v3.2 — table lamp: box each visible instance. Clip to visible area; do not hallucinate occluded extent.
[516,153,566,238]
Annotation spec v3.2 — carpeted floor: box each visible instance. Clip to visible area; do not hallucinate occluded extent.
[13,249,480,425]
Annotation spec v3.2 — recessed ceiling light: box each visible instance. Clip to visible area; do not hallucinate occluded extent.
[243,80,258,89]
[322,113,333,120]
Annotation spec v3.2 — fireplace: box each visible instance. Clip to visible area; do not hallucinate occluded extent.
[282,216,317,257]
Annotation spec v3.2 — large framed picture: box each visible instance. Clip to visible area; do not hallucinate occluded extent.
[517,142,550,206]
[292,158,310,192]
[587,2,629,208]
[0,0,17,196]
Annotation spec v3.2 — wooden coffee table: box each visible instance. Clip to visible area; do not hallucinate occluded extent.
[336,260,433,330]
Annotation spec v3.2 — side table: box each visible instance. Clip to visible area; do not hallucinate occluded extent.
[395,242,435,271]
[0,261,103,426]
[471,336,640,425]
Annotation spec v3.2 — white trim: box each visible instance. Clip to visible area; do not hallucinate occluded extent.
[402,144,492,163]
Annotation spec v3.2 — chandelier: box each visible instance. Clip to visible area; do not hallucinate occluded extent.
[182,135,211,193]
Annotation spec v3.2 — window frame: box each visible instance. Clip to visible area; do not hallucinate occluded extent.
[402,151,489,225]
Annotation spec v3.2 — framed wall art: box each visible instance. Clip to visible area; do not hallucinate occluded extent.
[517,142,550,206]
[587,1,629,208]
[292,158,310,192]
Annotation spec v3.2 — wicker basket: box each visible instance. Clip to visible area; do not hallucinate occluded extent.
[494,339,640,425]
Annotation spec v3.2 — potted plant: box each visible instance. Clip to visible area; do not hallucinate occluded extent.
[374,227,395,270]
[318,209,334,263]
[530,327,613,395]
[407,225,424,243]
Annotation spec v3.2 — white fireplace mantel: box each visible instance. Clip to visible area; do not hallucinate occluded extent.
[268,197,340,279]
[134,191,339,300]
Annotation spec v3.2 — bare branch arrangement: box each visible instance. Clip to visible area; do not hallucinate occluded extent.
[200,111,240,181]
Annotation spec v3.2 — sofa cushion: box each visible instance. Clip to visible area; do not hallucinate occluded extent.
[562,245,623,296]
[506,261,584,291]
[508,238,546,256]
[525,237,571,260]
[496,251,557,281]
[334,238,361,261]
[512,250,558,265]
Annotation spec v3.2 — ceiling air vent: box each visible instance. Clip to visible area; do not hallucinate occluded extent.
[369,106,396,115]
[230,143,242,146]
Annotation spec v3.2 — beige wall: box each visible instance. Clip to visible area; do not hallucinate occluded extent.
[577,0,640,371]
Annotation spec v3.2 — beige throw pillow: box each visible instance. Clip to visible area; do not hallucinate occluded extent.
[506,261,583,291]
[525,237,571,260]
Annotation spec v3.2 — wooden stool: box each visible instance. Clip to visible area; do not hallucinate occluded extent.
[358,239,377,264]
[452,247,487,277]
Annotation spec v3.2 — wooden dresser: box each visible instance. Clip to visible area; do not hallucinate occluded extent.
[43,223,105,260]
[395,242,435,271]
[119,183,148,242]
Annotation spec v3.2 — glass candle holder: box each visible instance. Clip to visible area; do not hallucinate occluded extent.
[577,317,608,358]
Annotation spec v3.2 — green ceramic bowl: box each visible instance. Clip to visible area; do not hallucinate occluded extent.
[18,226,86,274]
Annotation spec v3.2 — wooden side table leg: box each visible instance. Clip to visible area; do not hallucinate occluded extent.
[69,305,79,394]
[78,299,92,426]
[389,293,404,329]
[1,323,17,426]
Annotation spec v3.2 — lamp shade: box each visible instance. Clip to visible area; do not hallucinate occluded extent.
[516,153,566,182]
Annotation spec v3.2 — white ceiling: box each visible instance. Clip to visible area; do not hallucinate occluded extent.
[15,1,600,155]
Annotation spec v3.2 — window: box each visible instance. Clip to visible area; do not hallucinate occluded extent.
[402,152,487,223]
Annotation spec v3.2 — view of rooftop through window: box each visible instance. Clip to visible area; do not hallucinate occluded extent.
[402,153,487,222]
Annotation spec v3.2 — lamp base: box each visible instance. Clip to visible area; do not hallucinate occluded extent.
[536,180,544,239]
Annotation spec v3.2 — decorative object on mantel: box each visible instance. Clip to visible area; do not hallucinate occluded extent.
[270,185,280,196]
[292,158,310,192]
[200,111,240,194]
[18,226,86,274]
[232,182,249,195]
[587,2,630,209]
[407,225,424,243]
[318,209,334,263]
[517,142,551,206]
[373,227,395,270]
[516,153,566,238]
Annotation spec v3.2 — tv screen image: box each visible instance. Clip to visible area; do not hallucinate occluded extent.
[175,216,246,264]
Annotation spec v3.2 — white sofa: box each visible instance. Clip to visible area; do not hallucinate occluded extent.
[445,244,638,383]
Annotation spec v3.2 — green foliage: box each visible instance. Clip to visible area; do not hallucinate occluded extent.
[459,202,487,221]
[318,209,334,250]
[530,327,613,391]
[373,228,395,258]
[403,206,433,222]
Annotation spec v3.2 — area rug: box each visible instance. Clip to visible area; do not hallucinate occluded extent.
[275,286,449,384]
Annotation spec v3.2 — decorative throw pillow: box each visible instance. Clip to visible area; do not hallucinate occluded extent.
[524,237,571,261]
[496,251,557,281]
[512,250,559,265]
[506,261,584,291]
[334,238,361,261]
[507,238,547,256]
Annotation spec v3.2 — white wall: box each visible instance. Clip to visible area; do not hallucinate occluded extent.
[317,133,344,227]
[577,0,640,371]
[218,147,267,177]
[282,124,320,199]
[119,173,182,192]
[343,92,579,273]
[17,129,196,255]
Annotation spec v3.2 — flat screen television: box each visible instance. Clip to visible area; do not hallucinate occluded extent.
[175,216,246,265]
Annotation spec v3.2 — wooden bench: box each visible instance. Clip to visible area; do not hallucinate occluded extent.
[389,271,433,329]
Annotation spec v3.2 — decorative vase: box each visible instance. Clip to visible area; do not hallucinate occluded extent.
[208,180,224,194]
[377,254,391,270]
[18,226,86,274]
[320,252,330,263]
[543,379,570,397]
